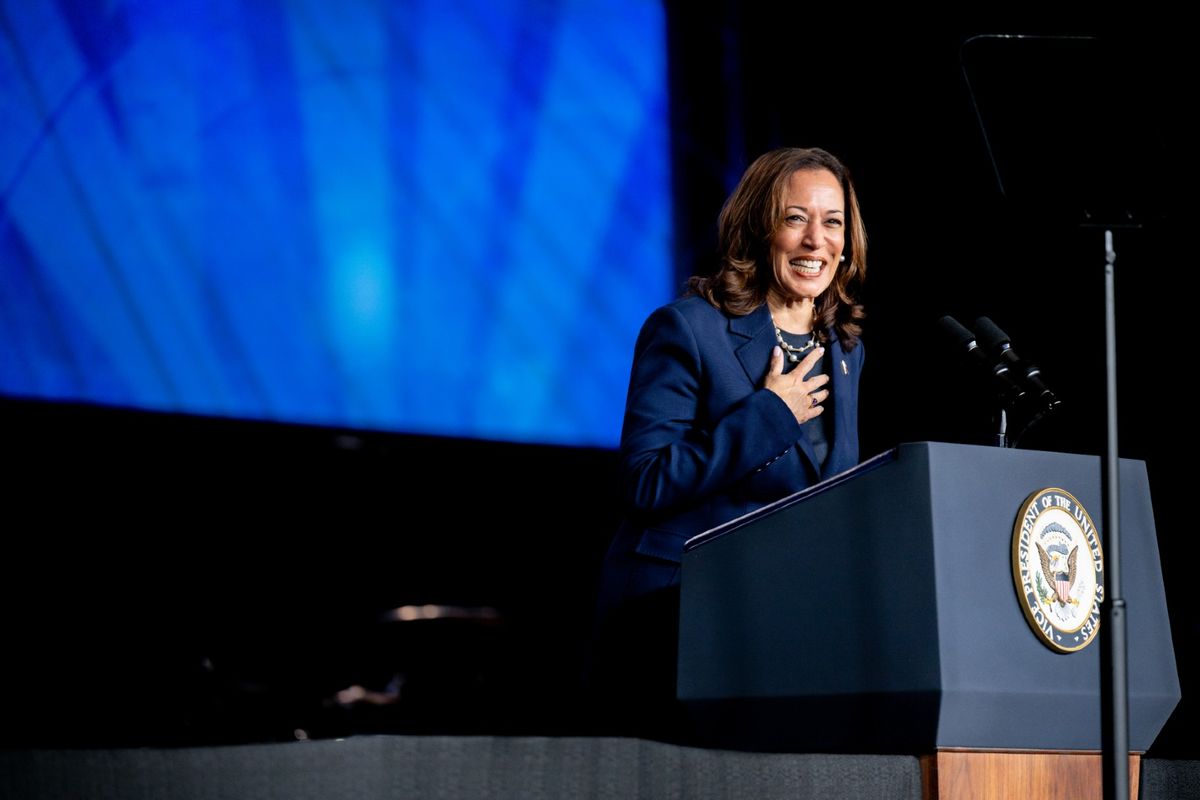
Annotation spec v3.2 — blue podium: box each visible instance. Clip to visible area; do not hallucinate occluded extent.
[677,442,1179,757]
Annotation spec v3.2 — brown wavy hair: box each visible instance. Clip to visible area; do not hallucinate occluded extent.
[689,147,866,350]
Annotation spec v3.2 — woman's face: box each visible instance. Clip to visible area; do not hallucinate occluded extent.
[769,168,845,302]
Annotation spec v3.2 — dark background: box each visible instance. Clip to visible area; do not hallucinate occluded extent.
[4,11,1195,755]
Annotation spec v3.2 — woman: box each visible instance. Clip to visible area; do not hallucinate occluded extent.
[591,147,867,734]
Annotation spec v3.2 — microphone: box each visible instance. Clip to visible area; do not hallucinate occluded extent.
[972,317,1062,413]
[936,315,1026,408]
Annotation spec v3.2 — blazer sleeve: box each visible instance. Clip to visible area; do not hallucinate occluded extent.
[619,304,804,516]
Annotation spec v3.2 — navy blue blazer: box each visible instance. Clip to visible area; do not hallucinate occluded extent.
[597,295,863,617]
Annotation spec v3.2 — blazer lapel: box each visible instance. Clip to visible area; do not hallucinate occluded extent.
[822,335,856,478]
[731,304,821,477]
[730,304,776,386]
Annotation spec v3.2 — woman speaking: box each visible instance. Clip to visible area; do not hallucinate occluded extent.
[592,146,868,736]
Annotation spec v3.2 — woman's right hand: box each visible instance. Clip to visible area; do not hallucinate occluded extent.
[763,345,829,425]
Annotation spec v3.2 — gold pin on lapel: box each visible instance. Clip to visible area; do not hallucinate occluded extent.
[841,359,848,375]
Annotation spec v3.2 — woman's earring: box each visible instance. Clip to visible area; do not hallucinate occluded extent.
[839,254,846,263]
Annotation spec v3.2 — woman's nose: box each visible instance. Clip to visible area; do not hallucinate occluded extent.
[801,220,824,248]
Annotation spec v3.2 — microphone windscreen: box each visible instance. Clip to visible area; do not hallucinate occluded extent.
[973,316,1012,351]
[936,315,976,349]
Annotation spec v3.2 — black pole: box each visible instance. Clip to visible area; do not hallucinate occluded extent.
[1101,229,1129,800]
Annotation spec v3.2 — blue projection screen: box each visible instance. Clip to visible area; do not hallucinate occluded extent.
[0,0,671,446]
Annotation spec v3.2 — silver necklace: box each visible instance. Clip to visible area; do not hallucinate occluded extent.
[773,326,818,364]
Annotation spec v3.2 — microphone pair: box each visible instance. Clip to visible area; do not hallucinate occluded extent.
[937,315,1062,414]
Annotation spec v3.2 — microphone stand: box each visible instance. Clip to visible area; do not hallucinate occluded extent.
[1099,228,1129,800]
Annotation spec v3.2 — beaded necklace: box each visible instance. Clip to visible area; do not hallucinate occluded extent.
[771,320,818,364]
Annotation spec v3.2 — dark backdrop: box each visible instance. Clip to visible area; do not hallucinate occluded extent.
[3,10,1195,756]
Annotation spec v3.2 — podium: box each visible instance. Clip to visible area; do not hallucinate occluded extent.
[677,442,1179,799]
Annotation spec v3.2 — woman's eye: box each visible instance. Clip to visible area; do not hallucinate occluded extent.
[787,215,804,223]
[825,218,843,227]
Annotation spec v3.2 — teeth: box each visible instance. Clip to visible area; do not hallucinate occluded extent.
[790,259,823,274]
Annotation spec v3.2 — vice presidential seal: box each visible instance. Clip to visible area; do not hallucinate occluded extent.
[1012,488,1104,653]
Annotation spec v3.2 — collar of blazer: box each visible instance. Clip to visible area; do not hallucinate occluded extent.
[729,303,851,388]
[720,303,854,376]
[729,303,775,387]
[729,303,856,478]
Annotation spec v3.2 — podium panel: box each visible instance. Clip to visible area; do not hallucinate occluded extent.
[677,442,1179,753]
